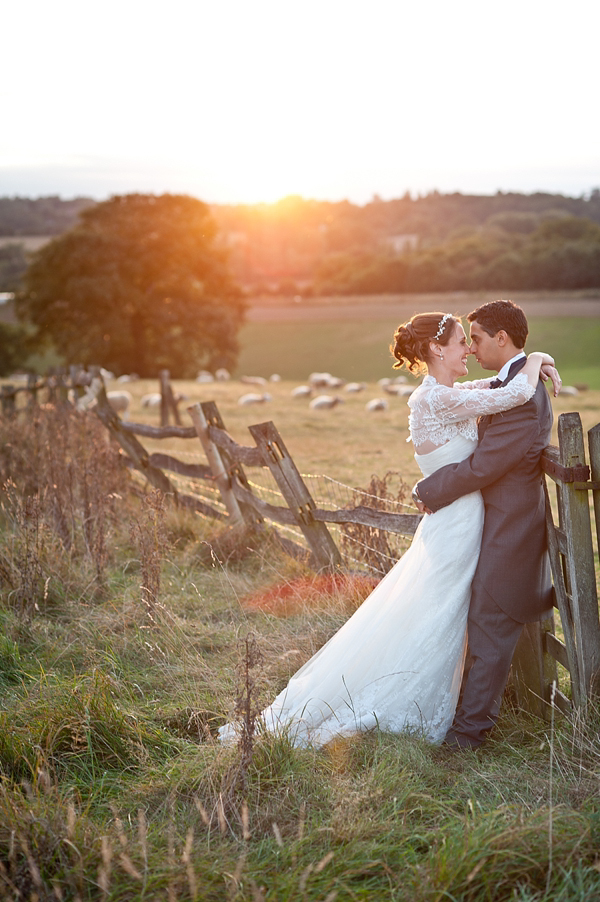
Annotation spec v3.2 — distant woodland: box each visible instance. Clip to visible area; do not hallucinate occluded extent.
[1,190,600,294]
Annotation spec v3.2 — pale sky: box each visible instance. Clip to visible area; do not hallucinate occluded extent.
[2,0,599,204]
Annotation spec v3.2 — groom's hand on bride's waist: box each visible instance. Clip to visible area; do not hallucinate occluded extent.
[411,483,432,515]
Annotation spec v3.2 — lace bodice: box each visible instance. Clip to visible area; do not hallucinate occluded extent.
[407,373,535,450]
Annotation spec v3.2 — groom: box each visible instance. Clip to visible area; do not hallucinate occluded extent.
[413,299,554,750]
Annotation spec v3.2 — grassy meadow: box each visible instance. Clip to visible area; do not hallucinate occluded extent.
[236,314,600,390]
[1,294,600,900]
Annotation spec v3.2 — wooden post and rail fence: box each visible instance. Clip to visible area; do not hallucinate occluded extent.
[2,367,600,721]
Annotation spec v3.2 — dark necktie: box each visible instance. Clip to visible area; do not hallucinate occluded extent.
[489,378,503,389]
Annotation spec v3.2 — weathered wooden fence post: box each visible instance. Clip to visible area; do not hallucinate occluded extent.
[541,478,580,711]
[69,365,86,401]
[159,369,170,428]
[518,412,600,720]
[26,373,39,408]
[159,369,182,427]
[45,367,57,404]
[1,385,16,416]
[249,421,342,572]
[55,367,69,404]
[91,370,178,499]
[510,614,559,718]
[510,412,600,718]
[187,402,246,527]
[556,413,600,702]
[589,423,600,561]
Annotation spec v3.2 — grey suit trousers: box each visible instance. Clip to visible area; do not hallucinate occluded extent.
[445,580,524,747]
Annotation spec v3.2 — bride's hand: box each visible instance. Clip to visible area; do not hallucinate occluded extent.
[411,483,432,514]
[540,363,562,397]
[528,351,555,367]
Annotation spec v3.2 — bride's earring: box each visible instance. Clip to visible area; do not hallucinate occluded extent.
[439,352,444,360]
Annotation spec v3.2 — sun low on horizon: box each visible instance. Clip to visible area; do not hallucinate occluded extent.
[2,0,600,204]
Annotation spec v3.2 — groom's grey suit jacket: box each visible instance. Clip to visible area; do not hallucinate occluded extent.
[417,358,553,623]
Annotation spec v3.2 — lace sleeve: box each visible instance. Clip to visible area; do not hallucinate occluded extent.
[455,377,494,390]
[428,373,536,424]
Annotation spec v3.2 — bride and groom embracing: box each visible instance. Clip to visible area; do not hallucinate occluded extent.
[220,299,561,751]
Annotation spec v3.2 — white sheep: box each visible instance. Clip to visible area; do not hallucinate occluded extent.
[141,391,188,408]
[196,370,214,383]
[291,385,313,398]
[366,398,389,412]
[309,395,344,410]
[238,392,273,405]
[215,368,231,381]
[240,375,268,385]
[116,373,139,383]
[344,382,367,393]
[383,383,415,397]
[558,385,579,396]
[100,367,115,382]
[308,372,334,388]
[107,390,132,419]
[141,392,162,408]
[270,373,281,382]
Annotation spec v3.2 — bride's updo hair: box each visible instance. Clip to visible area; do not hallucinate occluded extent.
[391,312,459,374]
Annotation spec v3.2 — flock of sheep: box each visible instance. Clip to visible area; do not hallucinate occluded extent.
[99,365,582,421]
[99,367,416,420]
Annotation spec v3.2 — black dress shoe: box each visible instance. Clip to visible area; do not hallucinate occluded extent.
[442,732,481,751]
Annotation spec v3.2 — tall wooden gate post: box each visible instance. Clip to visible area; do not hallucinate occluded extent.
[555,414,600,702]
[519,412,600,720]
[512,412,600,718]
[249,421,342,572]
[589,423,600,563]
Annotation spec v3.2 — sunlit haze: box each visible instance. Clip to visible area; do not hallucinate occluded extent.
[2,0,599,204]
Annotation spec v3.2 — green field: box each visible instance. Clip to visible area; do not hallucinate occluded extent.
[237,316,600,389]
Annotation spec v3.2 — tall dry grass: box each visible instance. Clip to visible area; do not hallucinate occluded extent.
[0,402,599,900]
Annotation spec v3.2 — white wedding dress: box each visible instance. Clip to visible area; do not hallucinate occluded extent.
[220,373,536,747]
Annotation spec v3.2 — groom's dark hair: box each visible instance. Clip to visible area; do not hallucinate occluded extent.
[467,299,528,349]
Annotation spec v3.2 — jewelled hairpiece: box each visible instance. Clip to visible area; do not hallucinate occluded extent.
[434,314,451,341]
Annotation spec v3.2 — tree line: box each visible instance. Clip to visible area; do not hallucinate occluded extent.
[1,190,599,377]
[1,190,600,295]
[211,189,600,290]
[313,214,600,295]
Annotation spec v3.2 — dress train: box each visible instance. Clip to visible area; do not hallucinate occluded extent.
[220,434,484,747]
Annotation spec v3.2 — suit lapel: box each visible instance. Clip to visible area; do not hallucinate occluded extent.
[499,356,527,387]
[477,355,528,437]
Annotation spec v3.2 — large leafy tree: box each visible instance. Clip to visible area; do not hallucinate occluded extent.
[17,194,245,377]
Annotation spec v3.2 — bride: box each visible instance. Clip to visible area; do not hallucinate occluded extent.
[220,312,559,747]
